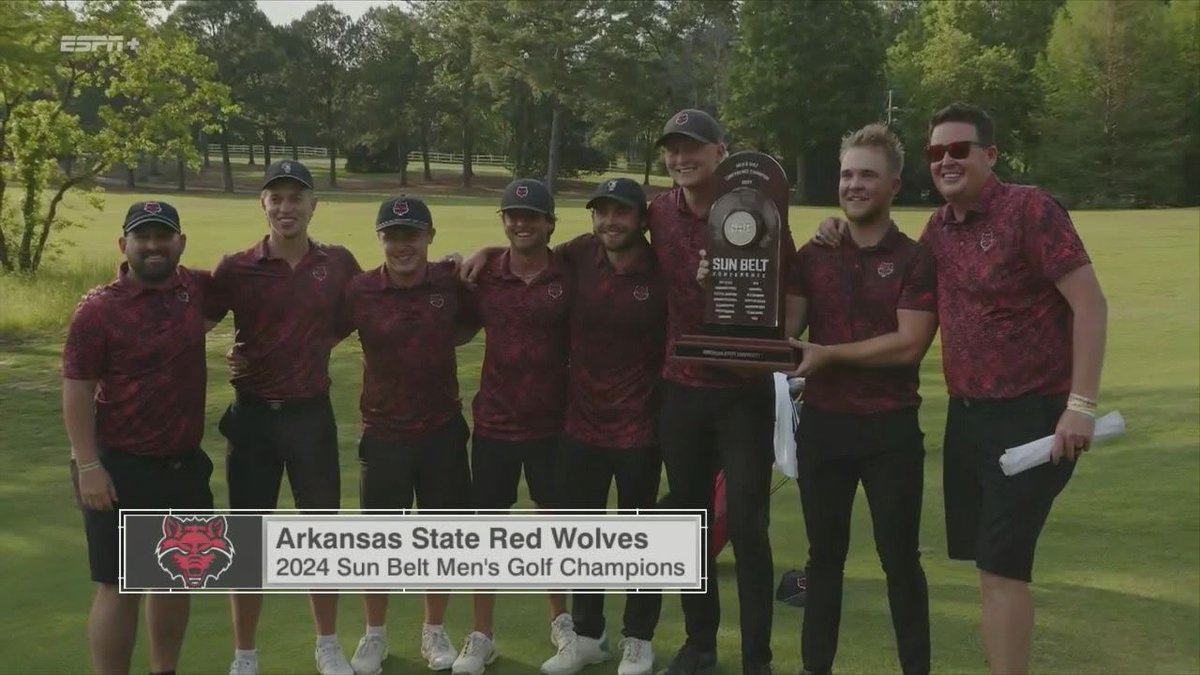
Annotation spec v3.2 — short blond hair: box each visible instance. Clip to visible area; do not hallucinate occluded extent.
[840,123,904,176]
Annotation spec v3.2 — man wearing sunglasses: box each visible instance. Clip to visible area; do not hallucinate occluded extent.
[811,103,1108,675]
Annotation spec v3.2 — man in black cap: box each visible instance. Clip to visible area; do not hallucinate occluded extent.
[205,160,362,675]
[649,109,804,675]
[534,178,667,675]
[334,196,477,675]
[63,201,220,675]
[451,178,574,675]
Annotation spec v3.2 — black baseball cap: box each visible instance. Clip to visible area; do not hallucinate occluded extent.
[500,178,555,216]
[775,568,808,608]
[655,108,724,147]
[585,177,647,212]
[376,196,433,231]
[262,160,314,190]
[123,201,181,234]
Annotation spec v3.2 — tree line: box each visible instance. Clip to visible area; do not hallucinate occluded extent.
[1,0,1197,273]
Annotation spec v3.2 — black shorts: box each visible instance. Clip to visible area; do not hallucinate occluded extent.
[555,434,662,510]
[943,394,1075,582]
[219,392,340,511]
[471,435,559,509]
[360,414,472,511]
[73,448,215,584]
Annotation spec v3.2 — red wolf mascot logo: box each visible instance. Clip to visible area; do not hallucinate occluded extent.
[155,516,235,588]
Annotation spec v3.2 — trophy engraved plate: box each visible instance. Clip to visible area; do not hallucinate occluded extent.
[670,151,796,370]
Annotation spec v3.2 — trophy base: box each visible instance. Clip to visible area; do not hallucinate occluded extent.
[670,334,797,371]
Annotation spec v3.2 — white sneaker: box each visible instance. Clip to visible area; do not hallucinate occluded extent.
[229,656,259,675]
[617,638,654,675]
[350,633,389,675]
[316,641,355,675]
[451,632,497,675]
[550,613,575,648]
[540,630,611,675]
[422,625,456,671]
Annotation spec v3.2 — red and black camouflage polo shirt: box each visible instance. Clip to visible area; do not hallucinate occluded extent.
[920,176,1091,399]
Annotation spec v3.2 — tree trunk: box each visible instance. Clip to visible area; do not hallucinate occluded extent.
[511,86,528,175]
[793,153,807,204]
[643,132,654,186]
[177,156,186,192]
[328,144,337,188]
[0,172,10,271]
[136,153,150,183]
[247,138,256,166]
[420,120,432,181]
[461,86,474,188]
[461,121,474,188]
[126,164,136,189]
[292,143,299,161]
[0,225,9,271]
[545,99,563,194]
[18,178,37,271]
[202,131,211,168]
[397,141,409,187]
[220,126,234,193]
[149,155,161,177]
[29,173,85,272]
[262,126,272,166]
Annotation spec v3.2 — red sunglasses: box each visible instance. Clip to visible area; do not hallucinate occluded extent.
[925,140,981,162]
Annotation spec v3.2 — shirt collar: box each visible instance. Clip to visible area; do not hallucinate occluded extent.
[672,187,708,221]
[368,263,434,291]
[496,248,565,283]
[944,174,1004,226]
[253,236,327,262]
[845,222,903,253]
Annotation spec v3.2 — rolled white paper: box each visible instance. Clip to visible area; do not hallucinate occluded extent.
[999,410,1126,476]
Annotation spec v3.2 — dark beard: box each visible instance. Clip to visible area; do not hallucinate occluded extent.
[600,231,641,253]
[129,256,177,283]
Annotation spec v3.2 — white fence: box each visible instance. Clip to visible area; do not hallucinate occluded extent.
[213,146,634,172]
[407,151,510,167]
[403,151,631,172]
[216,144,329,159]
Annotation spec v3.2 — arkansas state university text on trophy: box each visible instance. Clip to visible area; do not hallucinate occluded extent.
[671,151,796,370]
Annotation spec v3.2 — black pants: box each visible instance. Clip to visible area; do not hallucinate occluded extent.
[220,392,341,511]
[659,380,775,665]
[556,434,663,641]
[797,405,929,675]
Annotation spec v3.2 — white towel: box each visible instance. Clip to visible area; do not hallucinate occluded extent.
[773,372,800,479]
[999,411,1126,476]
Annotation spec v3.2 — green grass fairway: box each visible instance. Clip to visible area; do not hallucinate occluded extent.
[0,191,1197,675]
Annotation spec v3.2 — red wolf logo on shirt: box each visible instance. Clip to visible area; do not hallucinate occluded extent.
[155,515,235,588]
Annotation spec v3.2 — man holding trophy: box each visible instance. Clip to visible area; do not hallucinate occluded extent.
[650,109,805,675]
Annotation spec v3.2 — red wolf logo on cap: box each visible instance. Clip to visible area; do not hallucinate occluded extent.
[155,515,235,589]
[393,200,409,217]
